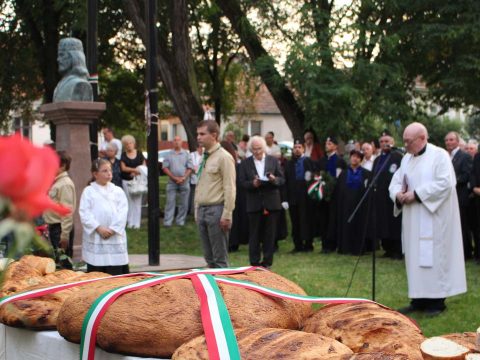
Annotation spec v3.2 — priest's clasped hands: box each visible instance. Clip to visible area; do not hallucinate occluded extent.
[396,191,416,205]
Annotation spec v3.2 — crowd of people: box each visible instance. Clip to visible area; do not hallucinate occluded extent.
[178,126,407,269]
[40,129,146,275]
[37,121,478,314]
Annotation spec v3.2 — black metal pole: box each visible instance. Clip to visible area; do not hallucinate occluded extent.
[346,152,393,301]
[87,0,99,160]
[145,0,160,265]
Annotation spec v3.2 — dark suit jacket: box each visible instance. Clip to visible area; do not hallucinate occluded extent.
[284,156,318,206]
[239,155,285,213]
[452,149,472,207]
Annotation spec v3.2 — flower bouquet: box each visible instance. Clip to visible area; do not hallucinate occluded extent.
[0,134,71,271]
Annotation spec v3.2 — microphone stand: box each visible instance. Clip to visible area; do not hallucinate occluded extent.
[347,151,393,301]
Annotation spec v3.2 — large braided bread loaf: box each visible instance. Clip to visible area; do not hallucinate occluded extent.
[57,270,312,358]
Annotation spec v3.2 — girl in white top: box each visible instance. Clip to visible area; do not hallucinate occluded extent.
[79,158,129,275]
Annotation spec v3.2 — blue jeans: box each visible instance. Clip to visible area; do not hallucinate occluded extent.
[164,181,190,226]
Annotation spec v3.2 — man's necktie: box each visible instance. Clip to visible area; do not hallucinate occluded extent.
[197,152,209,178]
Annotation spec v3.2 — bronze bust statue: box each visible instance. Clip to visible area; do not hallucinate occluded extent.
[53,38,93,102]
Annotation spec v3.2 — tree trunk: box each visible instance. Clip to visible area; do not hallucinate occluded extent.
[215,0,305,139]
[124,0,203,150]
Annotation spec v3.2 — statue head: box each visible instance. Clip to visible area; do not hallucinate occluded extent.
[57,38,89,78]
[53,37,93,102]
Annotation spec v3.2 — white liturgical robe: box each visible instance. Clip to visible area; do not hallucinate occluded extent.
[389,143,467,299]
[80,182,129,267]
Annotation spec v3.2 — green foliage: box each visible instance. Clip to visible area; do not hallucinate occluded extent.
[465,112,480,140]
[390,0,480,110]
[405,114,464,147]
[98,65,147,149]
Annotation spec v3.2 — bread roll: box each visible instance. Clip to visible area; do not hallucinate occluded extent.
[1,255,57,297]
[420,337,470,360]
[302,302,424,359]
[172,328,353,360]
[20,255,56,275]
[1,261,44,296]
[0,271,111,329]
[57,270,312,358]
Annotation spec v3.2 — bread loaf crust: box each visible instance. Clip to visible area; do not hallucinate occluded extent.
[1,256,56,297]
[0,271,110,329]
[172,327,354,360]
[302,303,424,359]
[57,271,312,358]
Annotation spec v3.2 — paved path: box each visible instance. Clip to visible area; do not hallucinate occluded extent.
[129,254,207,272]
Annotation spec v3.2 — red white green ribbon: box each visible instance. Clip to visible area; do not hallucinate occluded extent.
[191,274,240,360]
[308,176,324,200]
[0,265,379,360]
[214,276,373,305]
[0,267,260,307]
[0,272,161,307]
[79,267,258,360]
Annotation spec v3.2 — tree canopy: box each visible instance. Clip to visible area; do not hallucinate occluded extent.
[0,0,478,144]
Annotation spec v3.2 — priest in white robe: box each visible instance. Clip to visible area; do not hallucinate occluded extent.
[389,122,467,316]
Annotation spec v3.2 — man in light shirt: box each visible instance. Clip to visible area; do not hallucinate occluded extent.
[99,128,122,160]
[195,120,236,268]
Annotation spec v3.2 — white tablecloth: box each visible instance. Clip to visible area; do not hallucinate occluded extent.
[0,324,166,360]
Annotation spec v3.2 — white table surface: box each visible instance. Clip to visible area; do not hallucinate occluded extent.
[0,324,166,360]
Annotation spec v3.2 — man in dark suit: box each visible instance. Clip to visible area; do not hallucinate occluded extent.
[372,130,403,259]
[284,139,318,252]
[318,136,347,253]
[239,136,285,268]
[445,131,473,259]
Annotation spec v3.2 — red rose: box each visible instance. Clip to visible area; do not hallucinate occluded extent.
[0,134,71,217]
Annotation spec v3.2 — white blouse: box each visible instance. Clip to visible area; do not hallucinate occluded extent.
[79,182,129,266]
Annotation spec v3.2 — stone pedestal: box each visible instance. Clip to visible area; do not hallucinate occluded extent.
[40,101,106,261]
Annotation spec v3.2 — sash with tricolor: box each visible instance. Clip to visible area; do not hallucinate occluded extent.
[0,266,375,360]
[307,175,325,200]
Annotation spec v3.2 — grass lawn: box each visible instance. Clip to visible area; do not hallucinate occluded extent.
[128,209,480,338]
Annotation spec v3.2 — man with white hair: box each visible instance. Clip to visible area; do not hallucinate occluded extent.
[389,122,466,316]
[466,139,478,158]
[445,131,473,259]
[239,135,285,268]
[361,142,375,171]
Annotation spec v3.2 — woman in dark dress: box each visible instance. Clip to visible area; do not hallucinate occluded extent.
[120,134,146,229]
[329,149,372,255]
[220,141,249,251]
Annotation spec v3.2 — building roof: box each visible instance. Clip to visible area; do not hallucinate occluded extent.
[235,83,281,115]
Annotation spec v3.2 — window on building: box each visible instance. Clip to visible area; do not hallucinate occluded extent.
[244,120,262,136]
[160,122,168,141]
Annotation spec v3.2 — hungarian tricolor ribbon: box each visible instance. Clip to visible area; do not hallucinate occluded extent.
[0,272,163,307]
[191,274,240,360]
[307,175,325,200]
[0,265,377,360]
[79,267,374,360]
[80,267,258,360]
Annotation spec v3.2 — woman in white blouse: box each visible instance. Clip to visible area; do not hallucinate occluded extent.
[80,158,129,275]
